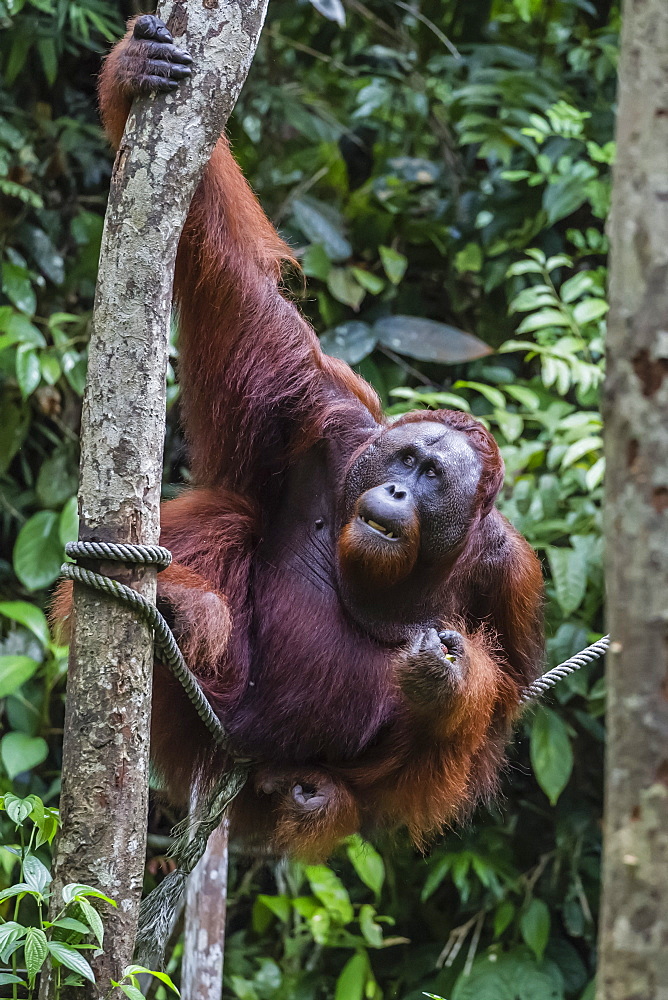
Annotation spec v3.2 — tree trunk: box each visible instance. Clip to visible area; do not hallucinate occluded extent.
[598,2,668,998]
[40,2,268,997]
[182,819,230,1000]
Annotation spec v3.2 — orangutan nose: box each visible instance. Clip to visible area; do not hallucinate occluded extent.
[385,482,407,500]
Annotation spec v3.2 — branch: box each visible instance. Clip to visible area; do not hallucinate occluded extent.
[40,2,269,997]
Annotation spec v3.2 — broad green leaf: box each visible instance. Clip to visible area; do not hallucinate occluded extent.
[301,243,330,280]
[0,654,40,697]
[572,298,608,325]
[374,316,492,364]
[352,267,384,294]
[292,198,352,262]
[530,706,573,805]
[23,853,52,892]
[48,941,96,983]
[334,951,368,1000]
[547,545,587,616]
[327,267,366,310]
[49,917,91,935]
[123,966,180,993]
[0,601,50,646]
[119,985,145,1000]
[0,974,26,986]
[76,898,105,946]
[25,927,49,985]
[3,793,33,825]
[16,345,41,397]
[359,903,383,947]
[2,262,36,314]
[516,309,569,333]
[305,865,354,924]
[561,436,603,469]
[346,836,385,897]
[13,510,63,591]
[520,898,550,960]
[379,245,407,284]
[421,853,453,901]
[0,883,35,903]
[1,733,49,779]
[494,900,515,938]
[62,883,116,906]
[255,894,291,923]
[320,322,376,364]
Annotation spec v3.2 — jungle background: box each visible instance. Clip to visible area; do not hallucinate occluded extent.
[0,0,615,997]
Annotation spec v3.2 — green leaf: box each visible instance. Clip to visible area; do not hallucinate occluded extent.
[62,883,116,906]
[302,243,331,280]
[48,941,96,983]
[25,927,49,985]
[520,898,550,960]
[0,654,40,697]
[516,309,569,333]
[379,246,407,285]
[1,733,49,779]
[494,900,515,938]
[49,917,91,935]
[352,267,384,295]
[359,903,383,947]
[421,854,453,901]
[292,198,352,262]
[13,510,64,591]
[334,951,368,1000]
[3,793,33,824]
[547,545,587,617]
[346,836,385,897]
[2,262,36,314]
[16,345,41,397]
[23,853,52,892]
[76,898,105,946]
[320,322,376,364]
[305,865,354,924]
[530,706,574,805]
[119,985,145,1000]
[374,316,492,364]
[0,974,26,986]
[0,601,50,646]
[572,298,608,325]
[327,267,366,310]
[122,966,180,993]
[59,496,80,547]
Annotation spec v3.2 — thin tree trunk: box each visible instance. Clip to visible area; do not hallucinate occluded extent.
[40,2,268,997]
[182,818,230,1000]
[598,2,668,997]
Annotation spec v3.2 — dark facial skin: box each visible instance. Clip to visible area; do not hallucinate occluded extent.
[337,421,484,634]
[342,421,482,558]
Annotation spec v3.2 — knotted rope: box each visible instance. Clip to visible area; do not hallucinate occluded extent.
[62,540,248,967]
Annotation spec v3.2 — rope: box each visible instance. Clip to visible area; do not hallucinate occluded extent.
[61,541,229,747]
[520,633,610,704]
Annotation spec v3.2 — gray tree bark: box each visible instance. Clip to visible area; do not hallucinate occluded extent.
[182,819,230,1000]
[40,2,269,997]
[598,2,668,998]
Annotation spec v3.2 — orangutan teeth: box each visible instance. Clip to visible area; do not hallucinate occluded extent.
[363,517,398,539]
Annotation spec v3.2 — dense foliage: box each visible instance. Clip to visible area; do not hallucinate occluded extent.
[0,0,617,996]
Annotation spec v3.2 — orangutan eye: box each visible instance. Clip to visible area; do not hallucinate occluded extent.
[402,454,415,468]
[425,465,438,478]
